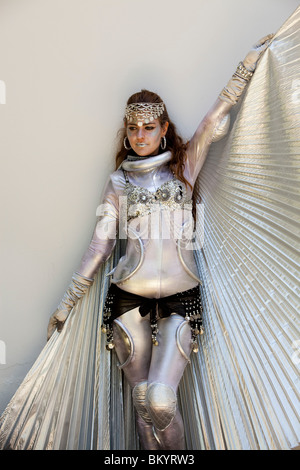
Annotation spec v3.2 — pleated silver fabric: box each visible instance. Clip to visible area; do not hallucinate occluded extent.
[180,6,300,450]
[0,7,299,450]
[0,260,110,450]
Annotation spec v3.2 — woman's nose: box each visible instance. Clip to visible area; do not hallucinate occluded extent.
[137,127,144,139]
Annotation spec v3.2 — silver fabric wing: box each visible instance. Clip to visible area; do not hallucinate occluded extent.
[183,6,300,449]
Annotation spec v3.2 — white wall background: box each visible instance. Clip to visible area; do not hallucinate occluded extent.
[0,0,298,414]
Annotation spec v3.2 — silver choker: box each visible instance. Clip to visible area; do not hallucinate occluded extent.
[122,151,172,172]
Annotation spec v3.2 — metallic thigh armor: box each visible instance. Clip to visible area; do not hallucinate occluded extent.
[113,308,192,449]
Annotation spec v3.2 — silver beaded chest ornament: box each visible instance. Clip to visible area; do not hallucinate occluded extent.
[124,102,165,126]
[123,177,193,221]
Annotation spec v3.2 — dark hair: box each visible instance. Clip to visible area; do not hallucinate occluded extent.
[115,89,191,190]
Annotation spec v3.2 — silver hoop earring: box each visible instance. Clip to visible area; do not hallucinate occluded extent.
[161,136,167,150]
[124,136,131,150]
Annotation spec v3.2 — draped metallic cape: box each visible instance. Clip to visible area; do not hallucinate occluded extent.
[0,7,299,450]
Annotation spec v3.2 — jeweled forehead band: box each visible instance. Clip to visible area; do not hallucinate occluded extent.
[124,102,165,127]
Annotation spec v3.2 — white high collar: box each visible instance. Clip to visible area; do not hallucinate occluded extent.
[121,151,172,172]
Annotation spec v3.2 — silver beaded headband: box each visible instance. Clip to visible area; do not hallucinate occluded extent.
[124,102,165,127]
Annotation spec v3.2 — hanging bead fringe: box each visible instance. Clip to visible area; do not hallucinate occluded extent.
[101,287,204,352]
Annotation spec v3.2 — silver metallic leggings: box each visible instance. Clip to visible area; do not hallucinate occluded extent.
[113,308,192,450]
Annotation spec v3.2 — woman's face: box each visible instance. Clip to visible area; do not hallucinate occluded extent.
[126,119,169,157]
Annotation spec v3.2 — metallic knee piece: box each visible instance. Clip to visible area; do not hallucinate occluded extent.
[132,381,152,424]
[146,382,177,431]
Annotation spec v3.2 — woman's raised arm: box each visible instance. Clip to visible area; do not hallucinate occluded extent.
[184,34,274,186]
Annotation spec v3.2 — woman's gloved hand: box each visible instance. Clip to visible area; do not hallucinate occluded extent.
[242,33,274,72]
[47,272,93,340]
[47,307,70,340]
[219,33,274,105]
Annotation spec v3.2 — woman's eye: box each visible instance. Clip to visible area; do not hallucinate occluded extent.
[127,125,156,131]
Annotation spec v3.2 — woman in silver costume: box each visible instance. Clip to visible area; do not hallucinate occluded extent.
[47,34,273,450]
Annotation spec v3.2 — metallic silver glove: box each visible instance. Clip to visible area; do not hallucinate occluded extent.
[47,272,93,340]
[219,34,274,105]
